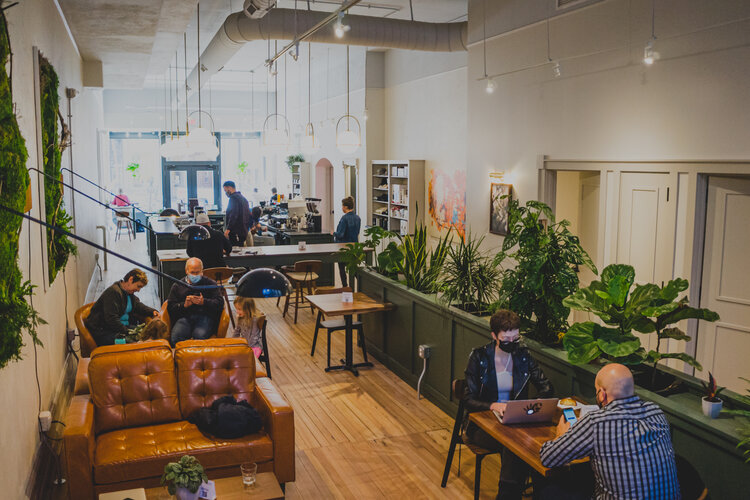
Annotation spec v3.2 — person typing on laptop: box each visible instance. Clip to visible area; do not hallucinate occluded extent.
[463,309,554,500]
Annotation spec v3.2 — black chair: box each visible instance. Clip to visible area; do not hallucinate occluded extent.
[310,287,368,368]
[441,379,499,500]
[160,208,179,217]
[257,315,272,379]
[675,455,708,500]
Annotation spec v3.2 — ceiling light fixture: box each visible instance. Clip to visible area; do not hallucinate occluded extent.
[481,0,493,96]
[182,2,219,161]
[336,45,361,155]
[553,61,561,77]
[301,43,319,154]
[334,11,350,38]
[643,0,658,66]
[263,40,291,152]
[485,78,496,94]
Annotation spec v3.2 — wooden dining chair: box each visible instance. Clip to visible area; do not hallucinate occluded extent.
[441,379,499,500]
[281,260,322,323]
[309,287,368,369]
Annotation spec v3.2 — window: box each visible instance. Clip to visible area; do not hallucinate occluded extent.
[108,132,162,211]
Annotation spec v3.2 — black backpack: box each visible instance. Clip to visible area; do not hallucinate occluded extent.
[188,395,263,439]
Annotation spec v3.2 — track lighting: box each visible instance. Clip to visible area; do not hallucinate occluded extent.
[643,40,655,66]
[334,12,350,38]
[552,61,561,78]
[485,78,496,94]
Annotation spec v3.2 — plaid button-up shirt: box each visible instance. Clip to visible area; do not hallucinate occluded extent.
[540,395,680,500]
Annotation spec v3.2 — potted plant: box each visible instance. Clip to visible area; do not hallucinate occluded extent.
[722,377,750,463]
[493,199,597,345]
[562,264,719,392]
[701,372,724,418]
[160,455,208,500]
[285,154,304,170]
[439,232,501,315]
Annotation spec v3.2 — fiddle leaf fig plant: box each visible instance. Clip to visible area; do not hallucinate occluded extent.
[160,455,208,495]
[563,264,719,383]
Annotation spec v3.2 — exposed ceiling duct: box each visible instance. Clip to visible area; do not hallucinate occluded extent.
[187,8,467,94]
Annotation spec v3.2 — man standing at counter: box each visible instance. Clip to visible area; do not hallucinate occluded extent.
[333,196,361,287]
[222,180,251,247]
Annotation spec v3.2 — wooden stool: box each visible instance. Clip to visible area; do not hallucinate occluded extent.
[203,267,236,328]
[282,260,322,324]
[115,211,134,241]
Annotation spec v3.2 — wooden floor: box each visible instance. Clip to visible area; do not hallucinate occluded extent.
[77,233,505,499]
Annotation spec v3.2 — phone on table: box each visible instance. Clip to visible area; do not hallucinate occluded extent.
[562,407,578,425]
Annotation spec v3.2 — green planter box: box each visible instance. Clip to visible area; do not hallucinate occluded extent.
[358,268,749,499]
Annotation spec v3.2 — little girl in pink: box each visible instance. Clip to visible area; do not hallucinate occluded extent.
[232,297,263,358]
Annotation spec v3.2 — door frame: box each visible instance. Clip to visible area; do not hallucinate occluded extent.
[161,132,222,211]
[541,158,750,375]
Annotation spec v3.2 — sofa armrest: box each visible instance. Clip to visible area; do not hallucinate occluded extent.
[254,377,295,484]
[64,395,96,500]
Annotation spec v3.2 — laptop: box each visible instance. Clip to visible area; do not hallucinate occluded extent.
[493,398,559,424]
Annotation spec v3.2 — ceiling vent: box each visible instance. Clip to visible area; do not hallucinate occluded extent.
[243,0,276,19]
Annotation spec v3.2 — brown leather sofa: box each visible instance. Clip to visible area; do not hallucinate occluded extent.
[64,339,294,499]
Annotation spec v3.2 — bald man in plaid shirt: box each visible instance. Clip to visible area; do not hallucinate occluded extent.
[539,364,680,500]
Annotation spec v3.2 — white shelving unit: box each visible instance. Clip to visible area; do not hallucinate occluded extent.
[367,160,425,235]
[290,162,310,199]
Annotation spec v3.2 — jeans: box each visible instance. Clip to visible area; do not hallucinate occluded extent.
[466,424,535,500]
[170,314,214,346]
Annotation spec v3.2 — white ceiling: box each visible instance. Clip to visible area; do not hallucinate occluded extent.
[58,0,467,89]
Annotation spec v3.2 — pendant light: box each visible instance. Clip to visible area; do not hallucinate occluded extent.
[335,45,360,155]
[482,0,495,94]
[160,62,176,157]
[643,0,658,66]
[262,40,291,151]
[301,43,319,154]
[182,1,220,161]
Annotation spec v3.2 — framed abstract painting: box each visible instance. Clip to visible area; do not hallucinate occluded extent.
[490,183,512,235]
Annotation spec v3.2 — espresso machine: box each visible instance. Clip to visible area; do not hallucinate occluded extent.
[304,198,322,233]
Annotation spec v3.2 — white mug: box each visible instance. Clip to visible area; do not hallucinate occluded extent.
[298,241,306,250]
[342,291,354,303]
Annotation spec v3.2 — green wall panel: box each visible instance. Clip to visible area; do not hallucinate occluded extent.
[412,302,452,401]
[383,286,414,373]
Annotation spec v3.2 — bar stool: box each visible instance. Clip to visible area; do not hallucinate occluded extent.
[310,287,368,369]
[281,260,322,323]
[203,267,236,328]
[115,210,134,241]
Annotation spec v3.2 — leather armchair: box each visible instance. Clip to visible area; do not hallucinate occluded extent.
[64,339,293,499]
[159,301,230,338]
[74,303,98,358]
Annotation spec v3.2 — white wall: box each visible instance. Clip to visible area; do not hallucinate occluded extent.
[1,0,104,496]
[466,0,750,249]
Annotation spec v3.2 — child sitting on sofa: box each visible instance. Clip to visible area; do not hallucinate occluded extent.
[231,297,263,358]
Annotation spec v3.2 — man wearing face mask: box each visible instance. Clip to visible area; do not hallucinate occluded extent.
[166,258,224,346]
[538,363,680,500]
[222,180,251,247]
[463,309,553,500]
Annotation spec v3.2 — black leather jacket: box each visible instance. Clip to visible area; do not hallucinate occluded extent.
[463,341,554,419]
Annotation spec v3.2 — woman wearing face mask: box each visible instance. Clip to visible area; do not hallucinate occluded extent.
[462,309,554,500]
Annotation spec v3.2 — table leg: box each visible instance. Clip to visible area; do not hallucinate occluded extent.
[325,314,373,376]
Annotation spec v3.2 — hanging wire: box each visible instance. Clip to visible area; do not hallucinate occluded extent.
[482,0,488,78]
[651,0,656,40]
[308,42,312,123]
[275,40,279,128]
[174,54,181,137]
[184,33,189,134]
[197,1,202,128]
[546,4,552,62]
[409,0,414,21]
[166,65,171,140]
[250,70,255,129]
[346,44,350,130]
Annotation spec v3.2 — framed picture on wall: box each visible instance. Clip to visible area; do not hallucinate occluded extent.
[490,183,512,235]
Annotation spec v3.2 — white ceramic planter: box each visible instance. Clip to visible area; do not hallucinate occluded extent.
[701,397,723,418]
[175,486,200,500]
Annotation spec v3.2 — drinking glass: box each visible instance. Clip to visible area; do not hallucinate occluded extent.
[240,462,257,488]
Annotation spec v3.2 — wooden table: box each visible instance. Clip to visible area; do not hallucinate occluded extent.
[156,244,372,303]
[305,292,388,376]
[469,405,589,477]
[144,472,284,499]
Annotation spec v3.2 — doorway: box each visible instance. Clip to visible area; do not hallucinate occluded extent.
[695,176,750,392]
[315,158,334,232]
[343,160,359,214]
[162,164,221,212]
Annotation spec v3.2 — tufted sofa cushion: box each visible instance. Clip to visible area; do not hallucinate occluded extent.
[93,420,273,484]
[174,338,256,418]
[89,340,181,434]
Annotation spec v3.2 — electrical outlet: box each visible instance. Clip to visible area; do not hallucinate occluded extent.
[39,411,52,432]
[418,344,432,359]
[66,328,76,343]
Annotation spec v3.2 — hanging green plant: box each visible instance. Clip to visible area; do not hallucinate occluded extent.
[237,160,248,174]
[39,54,76,283]
[0,10,46,369]
[285,154,304,170]
[126,162,140,178]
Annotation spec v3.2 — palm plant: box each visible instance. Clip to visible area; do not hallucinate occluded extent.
[396,222,451,294]
[439,232,501,314]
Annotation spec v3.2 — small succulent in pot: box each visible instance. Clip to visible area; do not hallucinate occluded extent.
[161,455,208,496]
[701,372,724,418]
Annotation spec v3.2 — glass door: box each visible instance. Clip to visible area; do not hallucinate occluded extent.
[163,164,221,212]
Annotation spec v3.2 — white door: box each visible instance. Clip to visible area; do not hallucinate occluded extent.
[617,172,675,351]
[696,177,750,392]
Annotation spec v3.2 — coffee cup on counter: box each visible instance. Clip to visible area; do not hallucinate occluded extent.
[298,241,306,250]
